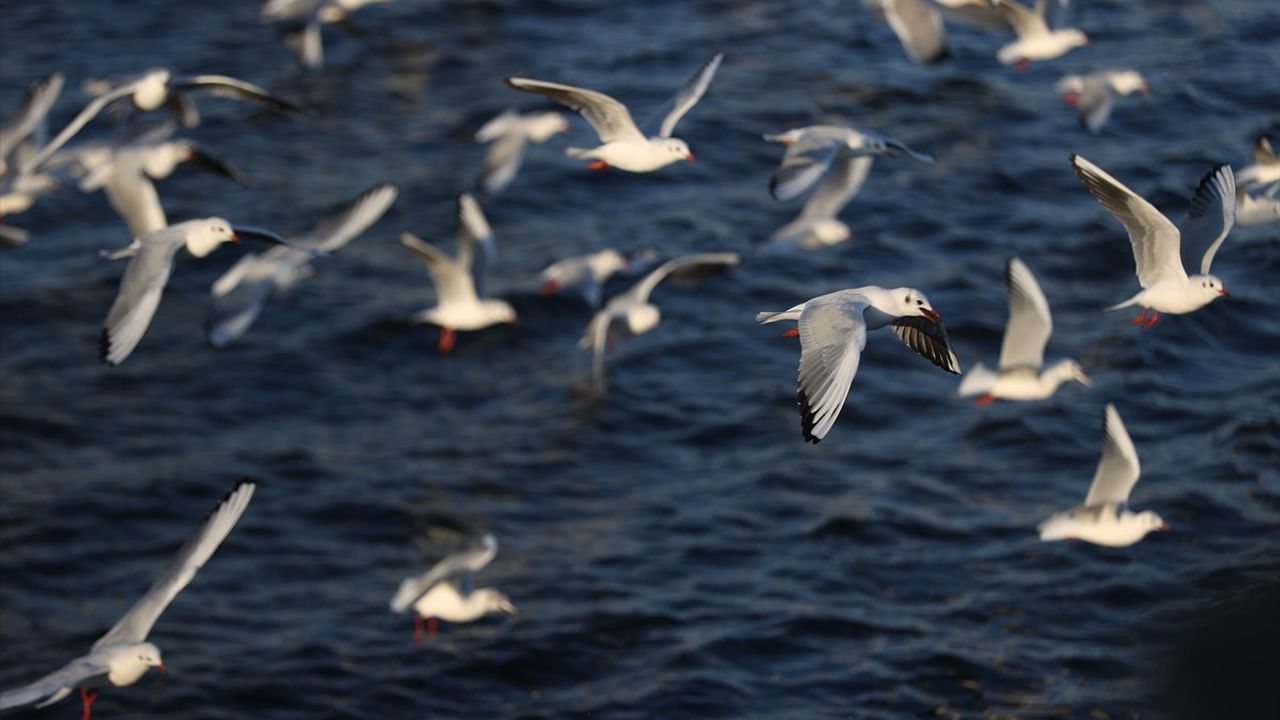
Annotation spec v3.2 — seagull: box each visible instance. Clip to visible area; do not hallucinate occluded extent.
[505,52,723,173]
[399,193,515,354]
[260,0,392,69]
[1039,404,1169,546]
[1054,70,1149,133]
[538,248,630,307]
[389,534,516,645]
[474,109,570,194]
[581,252,740,395]
[206,183,398,347]
[1236,136,1280,188]
[0,480,256,719]
[1071,154,1234,326]
[957,258,1090,404]
[100,219,298,365]
[1,73,66,245]
[0,72,64,173]
[765,152,872,251]
[869,0,949,65]
[1235,137,1280,226]
[991,0,1088,69]
[23,69,304,174]
[53,123,250,238]
[758,286,961,443]
[763,125,933,202]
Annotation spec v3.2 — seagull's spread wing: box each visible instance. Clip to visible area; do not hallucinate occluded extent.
[454,193,496,299]
[205,254,282,348]
[0,657,109,712]
[992,0,1049,38]
[289,183,398,253]
[642,52,723,138]
[891,315,962,374]
[998,257,1052,370]
[21,84,136,173]
[101,234,183,365]
[92,480,255,648]
[400,233,477,306]
[390,534,498,613]
[799,155,873,221]
[795,294,869,443]
[770,133,843,201]
[630,252,741,303]
[103,166,167,239]
[505,78,644,144]
[172,75,306,115]
[1071,154,1187,288]
[478,130,528,195]
[881,0,948,64]
[1071,76,1115,133]
[1083,404,1141,506]
[1175,164,1236,275]
[0,72,64,161]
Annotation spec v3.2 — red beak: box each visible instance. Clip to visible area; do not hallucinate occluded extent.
[686,152,696,162]
[1158,522,1172,532]
[156,663,169,674]
[921,308,941,324]
[1063,92,1080,107]
[539,280,559,297]
[1218,288,1230,297]
[229,233,240,243]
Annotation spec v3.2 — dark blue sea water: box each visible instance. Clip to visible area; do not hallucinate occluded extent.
[2,1,1278,718]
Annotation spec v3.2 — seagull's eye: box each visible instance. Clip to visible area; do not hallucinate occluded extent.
[917,300,923,306]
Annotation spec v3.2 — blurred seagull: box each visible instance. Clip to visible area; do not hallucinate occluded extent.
[1235,137,1279,226]
[1071,154,1234,326]
[0,480,255,719]
[206,183,398,347]
[763,125,933,202]
[24,69,304,173]
[1038,405,1169,546]
[1236,136,1280,188]
[260,0,392,70]
[582,252,741,395]
[100,219,300,365]
[538,248,630,307]
[0,73,66,246]
[869,0,949,65]
[505,52,723,173]
[957,258,1090,404]
[400,194,516,354]
[1054,70,1148,133]
[389,534,516,644]
[765,153,872,251]
[991,0,1088,69]
[474,109,570,194]
[0,72,64,173]
[758,286,960,443]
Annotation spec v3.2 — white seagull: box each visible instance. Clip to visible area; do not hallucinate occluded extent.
[758,286,961,443]
[389,534,517,644]
[24,69,304,174]
[765,152,872,251]
[260,0,392,69]
[1038,404,1169,546]
[1071,154,1234,326]
[0,480,255,719]
[1235,137,1279,226]
[763,125,933,202]
[871,0,949,65]
[100,219,297,365]
[206,183,398,347]
[1,73,66,246]
[582,252,740,395]
[505,52,723,173]
[0,72,64,173]
[474,109,570,194]
[400,193,515,354]
[1054,70,1149,133]
[538,248,630,307]
[957,257,1090,404]
[991,0,1088,69]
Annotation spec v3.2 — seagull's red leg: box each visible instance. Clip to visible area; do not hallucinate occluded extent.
[976,394,997,406]
[428,617,439,637]
[781,328,799,338]
[438,327,456,354]
[588,161,609,172]
[80,689,98,720]
[1145,311,1160,327]
[1131,308,1149,325]
[413,613,426,645]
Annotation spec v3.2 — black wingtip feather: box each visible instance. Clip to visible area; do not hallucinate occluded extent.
[797,389,821,444]
[99,327,115,366]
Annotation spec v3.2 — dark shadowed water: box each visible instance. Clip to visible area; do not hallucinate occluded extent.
[2,1,1278,718]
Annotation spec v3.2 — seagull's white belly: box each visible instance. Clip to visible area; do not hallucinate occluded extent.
[991,372,1054,400]
[1133,281,1217,314]
[107,659,151,688]
[593,141,681,172]
[412,584,487,622]
[1038,508,1150,547]
[998,35,1076,64]
[417,303,505,331]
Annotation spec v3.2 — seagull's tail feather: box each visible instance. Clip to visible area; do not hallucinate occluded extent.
[756,308,803,324]
[565,147,593,159]
[956,363,998,397]
[1104,294,1141,312]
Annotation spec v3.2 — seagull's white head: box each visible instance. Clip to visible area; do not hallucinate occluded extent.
[482,300,518,326]
[889,287,942,324]
[626,304,661,334]
[143,141,193,180]
[477,589,518,616]
[1131,510,1171,537]
[1059,29,1090,51]
[134,70,172,111]
[660,138,695,163]
[528,112,571,143]
[1190,274,1230,303]
[810,219,852,247]
[105,642,167,687]
[591,249,629,277]
[186,217,238,258]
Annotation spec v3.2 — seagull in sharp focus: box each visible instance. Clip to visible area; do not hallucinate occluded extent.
[100,219,300,365]
[505,52,723,173]
[474,109,570,195]
[581,252,740,396]
[1038,404,1169,546]
[23,69,305,174]
[757,286,961,443]
[1054,70,1149,133]
[763,125,933,202]
[400,194,515,354]
[389,534,516,645]
[957,257,1090,404]
[0,480,255,720]
[206,183,398,347]
[991,0,1088,69]
[1071,154,1235,326]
